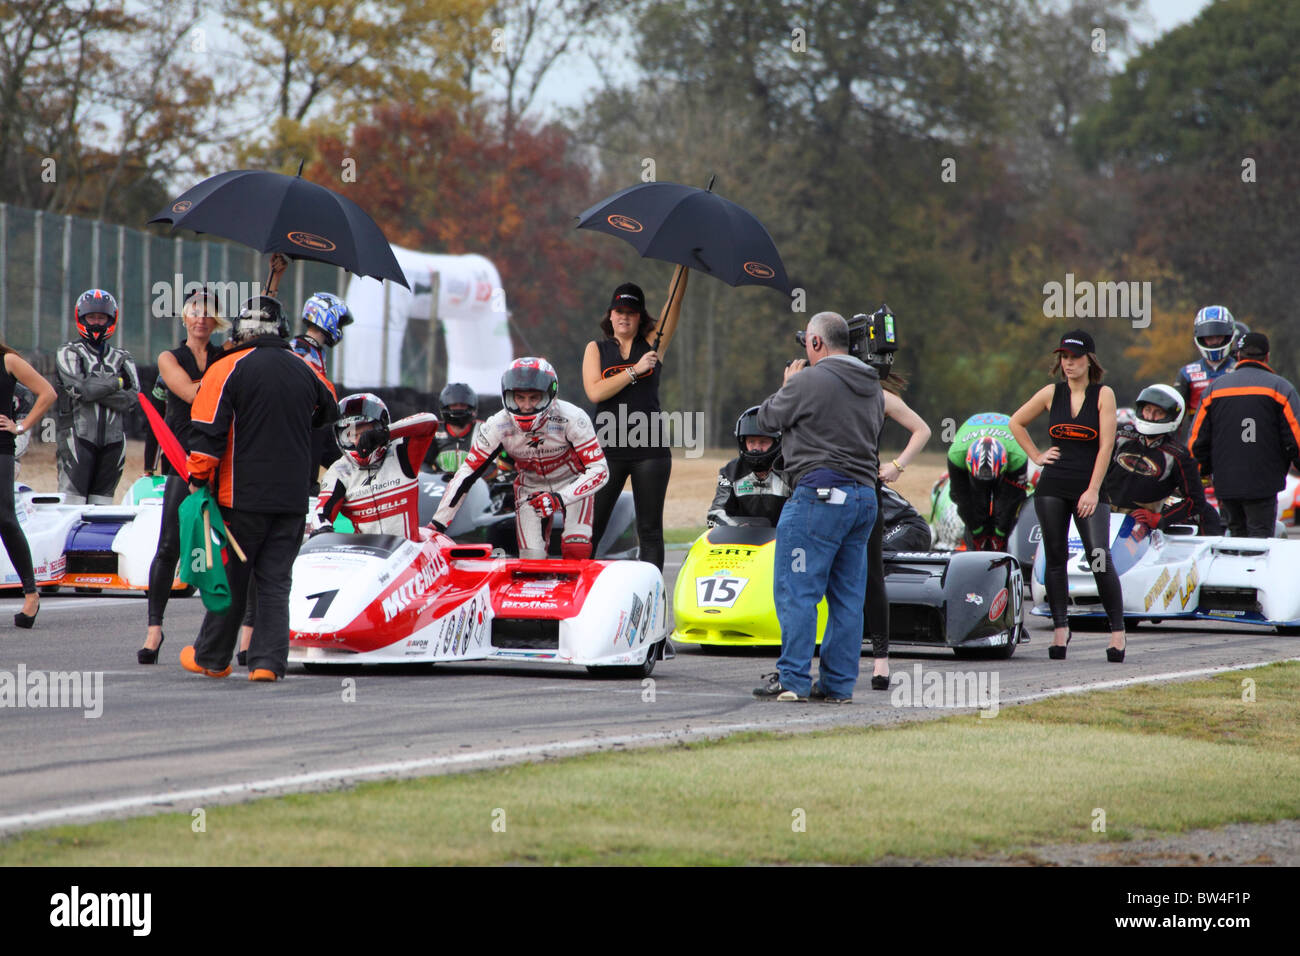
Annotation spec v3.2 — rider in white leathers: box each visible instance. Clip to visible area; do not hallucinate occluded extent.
[430,358,609,559]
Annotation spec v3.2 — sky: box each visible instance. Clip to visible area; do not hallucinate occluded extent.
[528,0,1218,116]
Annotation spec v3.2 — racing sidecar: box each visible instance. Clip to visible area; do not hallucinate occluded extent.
[289,530,669,676]
[1030,513,1300,633]
[672,525,1025,658]
[0,482,188,594]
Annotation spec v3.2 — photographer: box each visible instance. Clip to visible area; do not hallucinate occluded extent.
[752,311,882,703]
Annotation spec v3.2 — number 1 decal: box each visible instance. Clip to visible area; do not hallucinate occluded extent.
[305,589,339,619]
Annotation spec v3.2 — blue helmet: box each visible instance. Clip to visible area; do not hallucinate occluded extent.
[1193,305,1235,364]
[301,292,353,346]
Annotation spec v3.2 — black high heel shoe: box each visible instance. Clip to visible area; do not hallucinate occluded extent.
[138,633,165,665]
[1106,639,1126,663]
[1048,631,1072,660]
[14,594,39,629]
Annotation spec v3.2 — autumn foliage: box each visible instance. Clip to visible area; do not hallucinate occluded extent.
[308,104,617,351]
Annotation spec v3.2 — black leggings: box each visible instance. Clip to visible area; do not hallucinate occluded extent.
[1034,493,1125,631]
[146,475,189,626]
[591,456,671,571]
[864,489,887,659]
[0,454,36,593]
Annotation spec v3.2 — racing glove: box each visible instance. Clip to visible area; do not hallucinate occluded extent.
[1130,507,1162,530]
[356,424,390,459]
[427,519,447,534]
[528,491,563,519]
[988,533,1008,552]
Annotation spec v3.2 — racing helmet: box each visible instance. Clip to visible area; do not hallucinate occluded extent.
[74,289,119,345]
[335,392,391,467]
[301,292,352,346]
[734,405,781,472]
[1133,384,1185,437]
[501,357,558,432]
[439,382,478,427]
[1193,305,1236,364]
[966,436,1007,482]
[232,295,289,342]
[1230,319,1251,360]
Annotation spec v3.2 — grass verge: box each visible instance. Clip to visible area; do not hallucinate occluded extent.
[3,663,1297,865]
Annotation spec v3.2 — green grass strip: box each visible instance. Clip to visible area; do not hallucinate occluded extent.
[3,663,1297,865]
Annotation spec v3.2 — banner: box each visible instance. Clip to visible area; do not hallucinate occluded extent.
[340,247,512,394]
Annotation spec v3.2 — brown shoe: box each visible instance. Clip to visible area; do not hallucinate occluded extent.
[248,668,280,682]
[180,645,232,679]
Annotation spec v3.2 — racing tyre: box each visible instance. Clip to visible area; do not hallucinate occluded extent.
[587,642,659,679]
[39,585,60,595]
[1276,625,1300,636]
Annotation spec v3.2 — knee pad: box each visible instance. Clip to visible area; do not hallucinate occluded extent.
[561,536,592,561]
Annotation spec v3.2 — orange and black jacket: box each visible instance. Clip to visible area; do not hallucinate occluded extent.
[1189,359,1300,499]
[186,336,339,512]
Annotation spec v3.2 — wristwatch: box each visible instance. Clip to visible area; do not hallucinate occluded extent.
[15,423,23,434]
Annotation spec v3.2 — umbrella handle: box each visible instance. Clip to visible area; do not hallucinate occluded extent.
[652,265,690,358]
[203,509,214,569]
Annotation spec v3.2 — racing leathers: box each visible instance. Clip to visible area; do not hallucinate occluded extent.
[316,414,440,539]
[945,413,1029,549]
[1103,423,1223,536]
[55,338,140,503]
[1175,355,1235,443]
[424,419,512,479]
[432,399,608,559]
[707,457,790,527]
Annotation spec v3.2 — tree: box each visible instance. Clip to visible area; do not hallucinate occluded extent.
[309,103,619,392]
[223,0,492,170]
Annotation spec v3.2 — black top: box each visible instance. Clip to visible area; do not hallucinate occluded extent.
[0,354,15,456]
[161,341,225,477]
[594,337,670,461]
[1035,381,1108,501]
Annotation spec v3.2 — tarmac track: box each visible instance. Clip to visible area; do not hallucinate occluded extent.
[1,549,1297,832]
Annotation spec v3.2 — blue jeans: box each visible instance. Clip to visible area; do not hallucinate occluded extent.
[774,483,877,697]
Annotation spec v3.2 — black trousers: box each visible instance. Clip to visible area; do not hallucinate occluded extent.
[1034,494,1125,631]
[863,511,932,659]
[0,454,35,593]
[1219,497,1277,538]
[591,455,672,571]
[193,510,304,676]
[146,475,189,626]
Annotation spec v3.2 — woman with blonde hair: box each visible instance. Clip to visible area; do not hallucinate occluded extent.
[137,290,227,663]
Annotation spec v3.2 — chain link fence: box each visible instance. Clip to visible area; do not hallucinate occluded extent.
[0,201,357,376]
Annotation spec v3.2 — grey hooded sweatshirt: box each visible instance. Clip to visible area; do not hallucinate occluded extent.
[757,354,883,489]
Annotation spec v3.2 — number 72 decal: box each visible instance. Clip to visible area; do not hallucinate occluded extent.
[696,576,747,607]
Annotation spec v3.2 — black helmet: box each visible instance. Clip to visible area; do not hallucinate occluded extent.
[439,382,478,427]
[75,288,119,345]
[232,295,289,342]
[735,405,781,471]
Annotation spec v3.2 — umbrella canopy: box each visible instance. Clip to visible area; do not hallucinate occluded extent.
[149,169,409,289]
[575,181,791,295]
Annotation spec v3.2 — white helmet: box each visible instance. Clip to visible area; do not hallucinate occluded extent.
[1133,384,1185,437]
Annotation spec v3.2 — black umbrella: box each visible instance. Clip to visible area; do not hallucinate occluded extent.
[149,169,409,289]
[575,179,791,294]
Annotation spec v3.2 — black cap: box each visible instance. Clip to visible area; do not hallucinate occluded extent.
[610,282,648,314]
[1239,331,1269,357]
[1054,329,1096,357]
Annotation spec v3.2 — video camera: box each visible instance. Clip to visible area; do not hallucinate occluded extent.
[790,304,898,370]
[849,304,897,372]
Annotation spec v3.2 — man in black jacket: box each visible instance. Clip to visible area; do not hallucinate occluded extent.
[180,297,338,681]
[1190,333,1300,538]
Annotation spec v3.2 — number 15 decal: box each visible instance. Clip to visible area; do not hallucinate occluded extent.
[696,576,747,607]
